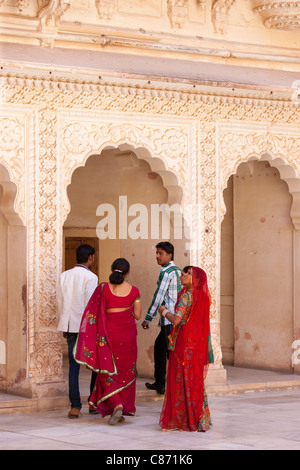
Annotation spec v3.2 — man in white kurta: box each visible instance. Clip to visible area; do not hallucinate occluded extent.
[57,244,98,418]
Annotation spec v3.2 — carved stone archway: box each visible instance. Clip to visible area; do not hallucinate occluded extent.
[218,121,300,373]
[58,111,200,262]
[218,122,300,225]
[57,110,211,380]
[61,143,183,222]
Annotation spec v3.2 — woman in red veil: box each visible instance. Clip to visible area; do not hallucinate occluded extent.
[158,266,213,432]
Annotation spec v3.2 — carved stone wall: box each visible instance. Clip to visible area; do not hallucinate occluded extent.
[0,105,31,226]
[0,0,298,55]
[0,72,299,396]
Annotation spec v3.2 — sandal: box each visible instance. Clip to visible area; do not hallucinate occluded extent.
[108,407,123,425]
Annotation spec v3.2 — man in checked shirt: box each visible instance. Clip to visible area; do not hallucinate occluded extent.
[141,241,181,395]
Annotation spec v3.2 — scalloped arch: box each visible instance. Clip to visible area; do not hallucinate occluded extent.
[0,164,24,226]
[62,143,183,225]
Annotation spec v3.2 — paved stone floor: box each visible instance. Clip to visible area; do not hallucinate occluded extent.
[1,386,300,450]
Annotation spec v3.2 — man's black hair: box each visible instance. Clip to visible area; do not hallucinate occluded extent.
[76,244,95,264]
[155,241,174,260]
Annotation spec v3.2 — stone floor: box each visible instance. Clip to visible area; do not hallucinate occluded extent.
[0,366,300,450]
[1,387,300,450]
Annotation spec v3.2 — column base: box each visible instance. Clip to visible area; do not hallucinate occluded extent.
[206,363,227,386]
[31,379,67,400]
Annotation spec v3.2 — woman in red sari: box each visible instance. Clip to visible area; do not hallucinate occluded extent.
[158,266,213,432]
[74,258,141,425]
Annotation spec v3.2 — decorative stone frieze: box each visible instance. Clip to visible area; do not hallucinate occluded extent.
[37,0,72,46]
[211,0,236,34]
[95,0,117,20]
[252,0,300,30]
[37,0,71,28]
[167,0,188,28]
[0,0,28,8]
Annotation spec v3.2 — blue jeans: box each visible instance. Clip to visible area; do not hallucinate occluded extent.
[66,333,97,410]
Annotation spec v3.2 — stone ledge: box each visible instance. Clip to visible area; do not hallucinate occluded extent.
[1,378,300,414]
[207,379,300,396]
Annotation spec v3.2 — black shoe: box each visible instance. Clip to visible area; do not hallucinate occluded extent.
[145,382,165,394]
[145,382,158,390]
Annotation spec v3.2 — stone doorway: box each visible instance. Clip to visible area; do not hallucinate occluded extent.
[62,147,188,377]
[220,159,294,372]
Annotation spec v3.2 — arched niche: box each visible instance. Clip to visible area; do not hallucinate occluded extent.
[62,143,184,224]
[221,152,300,229]
[0,164,27,395]
[220,157,295,371]
[61,146,189,378]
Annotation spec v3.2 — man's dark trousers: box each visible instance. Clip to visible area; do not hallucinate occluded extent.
[154,324,172,389]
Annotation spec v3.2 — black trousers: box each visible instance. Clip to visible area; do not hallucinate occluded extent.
[154,325,172,387]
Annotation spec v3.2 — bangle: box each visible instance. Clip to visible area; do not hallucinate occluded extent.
[161,308,169,317]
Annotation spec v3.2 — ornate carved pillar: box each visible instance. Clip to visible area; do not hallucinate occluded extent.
[29,105,66,398]
[200,118,227,387]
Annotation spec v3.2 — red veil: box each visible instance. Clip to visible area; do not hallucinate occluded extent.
[160,267,211,432]
[74,283,117,375]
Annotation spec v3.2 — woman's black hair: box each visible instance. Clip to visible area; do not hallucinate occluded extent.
[109,258,130,285]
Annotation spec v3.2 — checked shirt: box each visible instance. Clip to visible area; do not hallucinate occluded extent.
[145,261,181,326]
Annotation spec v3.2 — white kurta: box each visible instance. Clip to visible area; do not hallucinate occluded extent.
[57,265,98,333]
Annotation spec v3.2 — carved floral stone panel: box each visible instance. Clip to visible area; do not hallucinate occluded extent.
[0,105,33,225]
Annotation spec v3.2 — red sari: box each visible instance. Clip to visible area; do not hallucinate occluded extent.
[74,282,140,417]
[159,267,213,432]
